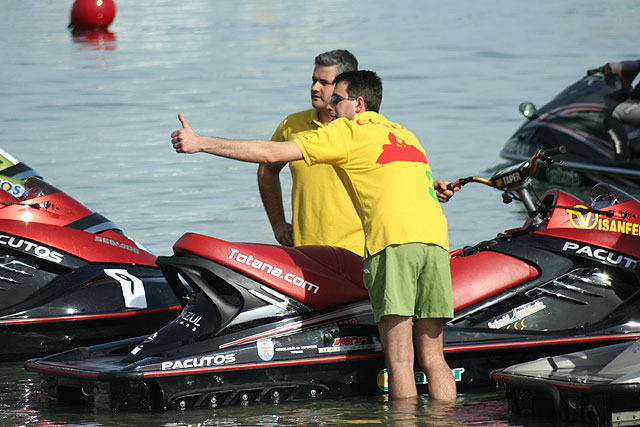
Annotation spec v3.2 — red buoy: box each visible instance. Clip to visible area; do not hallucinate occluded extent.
[70,0,116,30]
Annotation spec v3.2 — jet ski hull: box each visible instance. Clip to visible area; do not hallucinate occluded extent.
[24,318,640,410]
[491,340,640,425]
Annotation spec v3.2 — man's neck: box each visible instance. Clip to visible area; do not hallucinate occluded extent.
[317,109,332,125]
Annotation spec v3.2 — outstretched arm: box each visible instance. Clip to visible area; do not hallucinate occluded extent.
[171,113,303,164]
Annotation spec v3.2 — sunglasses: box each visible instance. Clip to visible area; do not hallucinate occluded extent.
[330,94,357,104]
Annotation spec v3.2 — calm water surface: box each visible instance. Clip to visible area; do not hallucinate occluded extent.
[3,0,640,425]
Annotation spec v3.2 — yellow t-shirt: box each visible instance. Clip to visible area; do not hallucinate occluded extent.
[293,111,449,257]
[271,109,365,256]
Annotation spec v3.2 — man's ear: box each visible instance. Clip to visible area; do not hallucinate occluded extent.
[355,96,366,113]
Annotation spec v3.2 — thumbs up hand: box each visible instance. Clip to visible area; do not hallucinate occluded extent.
[171,113,200,153]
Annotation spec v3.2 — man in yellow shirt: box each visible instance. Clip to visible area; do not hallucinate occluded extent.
[170,70,456,401]
[258,50,364,255]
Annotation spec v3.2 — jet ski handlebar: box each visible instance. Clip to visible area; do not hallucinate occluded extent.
[446,146,566,226]
[447,146,566,192]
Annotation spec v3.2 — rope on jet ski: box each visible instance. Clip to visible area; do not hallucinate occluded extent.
[551,204,623,219]
[0,201,51,209]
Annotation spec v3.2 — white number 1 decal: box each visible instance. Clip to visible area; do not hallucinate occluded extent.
[104,268,148,309]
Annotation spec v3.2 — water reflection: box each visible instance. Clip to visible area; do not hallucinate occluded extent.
[70,28,116,51]
[0,371,512,427]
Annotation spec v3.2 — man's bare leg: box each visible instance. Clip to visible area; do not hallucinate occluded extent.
[413,318,456,401]
[377,315,416,399]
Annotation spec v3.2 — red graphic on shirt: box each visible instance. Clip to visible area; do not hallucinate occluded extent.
[376,132,428,164]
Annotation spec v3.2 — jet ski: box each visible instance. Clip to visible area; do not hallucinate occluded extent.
[501,60,640,186]
[0,149,184,360]
[491,339,640,426]
[25,147,640,410]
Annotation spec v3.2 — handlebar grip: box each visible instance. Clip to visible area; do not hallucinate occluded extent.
[446,183,455,191]
[540,146,566,158]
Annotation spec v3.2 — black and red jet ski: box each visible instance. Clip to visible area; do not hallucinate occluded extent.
[25,147,640,410]
[0,149,183,360]
[501,60,640,186]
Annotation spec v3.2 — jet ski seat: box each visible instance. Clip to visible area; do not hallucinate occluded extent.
[450,250,539,311]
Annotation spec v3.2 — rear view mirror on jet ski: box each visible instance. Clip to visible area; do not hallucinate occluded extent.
[518,102,538,119]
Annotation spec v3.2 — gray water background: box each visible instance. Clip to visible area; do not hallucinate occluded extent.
[2,0,640,425]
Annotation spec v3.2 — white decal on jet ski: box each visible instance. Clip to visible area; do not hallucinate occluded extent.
[228,248,319,294]
[0,235,64,263]
[275,344,317,355]
[488,300,546,329]
[129,332,158,355]
[319,343,377,353]
[319,335,380,353]
[562,242,637,269]
[161,353,236,370]
[95,236,140,254]
[177,311,202,332]
[104,269,148,309]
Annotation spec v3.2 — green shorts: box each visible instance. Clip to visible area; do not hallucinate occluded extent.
[363,243,453,323]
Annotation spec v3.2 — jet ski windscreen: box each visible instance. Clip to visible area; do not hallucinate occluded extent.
[590,183,638,209]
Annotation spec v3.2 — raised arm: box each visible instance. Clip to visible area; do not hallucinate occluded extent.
[171,114,303,164]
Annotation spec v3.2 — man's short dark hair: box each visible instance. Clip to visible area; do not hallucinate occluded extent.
[314,50,358,75]
[334,70,383,113]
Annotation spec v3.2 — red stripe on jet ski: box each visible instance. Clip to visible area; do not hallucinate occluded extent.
[142,352,385,378]
[0,305,183,325]
[445,333,640,353]
[22,362,102,379]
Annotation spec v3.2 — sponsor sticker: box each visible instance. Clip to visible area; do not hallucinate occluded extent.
[487,300,546,329]
[567,204,640,237]
[495,171,522,187]
[176,310,202,332]
[104,268,148,309]
[318,336,378,353]
[377,368,465,392]
[275,344,317,355]
[161,353,236,370]
[228,248,319,294]
[257,338,274,361]
[0,235,64,263]
[95,236,140,254]
[561,242,636,270]
[0,178,26,198]
[130,332,158,355]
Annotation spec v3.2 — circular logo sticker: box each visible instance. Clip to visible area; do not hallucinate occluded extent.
[567,205,598,230]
